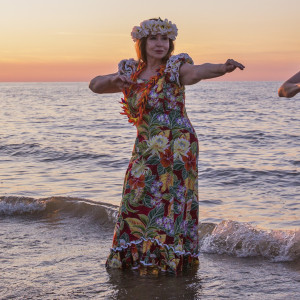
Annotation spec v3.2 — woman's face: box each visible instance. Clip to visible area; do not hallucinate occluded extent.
[145,34,169,62]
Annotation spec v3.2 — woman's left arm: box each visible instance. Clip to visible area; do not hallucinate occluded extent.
[179,59,245,85]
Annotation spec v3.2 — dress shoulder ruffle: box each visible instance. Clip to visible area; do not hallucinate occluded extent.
[165,53,194,86]
[118,58,139,76]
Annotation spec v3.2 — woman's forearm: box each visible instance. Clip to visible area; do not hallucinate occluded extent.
[195,63,226,80]
[89,73,120,94]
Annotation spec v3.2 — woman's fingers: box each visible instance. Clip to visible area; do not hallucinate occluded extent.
[226,59,245,70]
[234,61,245,70]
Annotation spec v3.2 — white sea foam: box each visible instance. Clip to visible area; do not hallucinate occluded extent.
[200,220,300,262]
[0,196,118,224]
[0,196,46,215]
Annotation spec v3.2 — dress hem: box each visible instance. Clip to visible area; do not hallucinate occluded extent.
[109,236,199,258]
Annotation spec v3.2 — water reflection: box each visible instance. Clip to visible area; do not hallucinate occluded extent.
[107,267,203,299]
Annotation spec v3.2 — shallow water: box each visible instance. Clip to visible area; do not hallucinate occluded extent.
[1,82,300,298]
[1,208,300,299]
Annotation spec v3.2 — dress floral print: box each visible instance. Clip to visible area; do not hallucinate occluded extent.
[106,53,199,274]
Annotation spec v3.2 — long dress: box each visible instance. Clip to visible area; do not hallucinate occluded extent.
[106,53,199,274]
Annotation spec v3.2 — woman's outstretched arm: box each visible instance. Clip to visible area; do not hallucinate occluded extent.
[179,59,245,85]
[278,71,300,98]
[89,73,133,94]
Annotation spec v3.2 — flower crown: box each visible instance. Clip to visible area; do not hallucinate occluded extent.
[131,18,178,42]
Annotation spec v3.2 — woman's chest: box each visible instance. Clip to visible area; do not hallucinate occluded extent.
[129,81,185,111]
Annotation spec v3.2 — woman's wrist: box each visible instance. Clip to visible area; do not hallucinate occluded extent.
[219,64,227,75]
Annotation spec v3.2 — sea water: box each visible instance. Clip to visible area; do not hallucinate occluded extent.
[0,82,299,299]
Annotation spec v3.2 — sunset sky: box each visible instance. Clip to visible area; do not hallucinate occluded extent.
[1,0,299,81]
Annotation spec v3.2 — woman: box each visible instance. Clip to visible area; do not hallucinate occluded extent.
[278,71,300,98]
[89,18,244,274]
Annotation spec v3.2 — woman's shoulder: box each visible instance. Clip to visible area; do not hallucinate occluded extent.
[118,58,139,76]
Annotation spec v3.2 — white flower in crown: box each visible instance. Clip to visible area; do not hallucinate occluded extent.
[131,18,178,42]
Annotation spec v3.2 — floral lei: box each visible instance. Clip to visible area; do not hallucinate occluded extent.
[120,62,166,126]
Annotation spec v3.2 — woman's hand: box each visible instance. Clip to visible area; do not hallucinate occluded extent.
[223,59,245,74]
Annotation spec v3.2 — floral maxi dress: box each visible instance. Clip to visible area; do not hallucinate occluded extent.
[106,53,199,273]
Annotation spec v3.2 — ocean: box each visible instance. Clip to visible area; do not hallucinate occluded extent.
[0,81,299,299]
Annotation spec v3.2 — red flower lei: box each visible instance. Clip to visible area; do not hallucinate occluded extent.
[120,62,166,126]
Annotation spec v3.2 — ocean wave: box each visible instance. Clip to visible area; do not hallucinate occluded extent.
[292,160,300,166]
[199,220,300,262]
[0,142,112,162]
[0,143,41,156]
[0,196,118,225]
[1,196,299,262]
[200,167,300,186]
[201,167,299,179]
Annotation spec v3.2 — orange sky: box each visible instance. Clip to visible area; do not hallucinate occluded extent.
[1,0,299,82]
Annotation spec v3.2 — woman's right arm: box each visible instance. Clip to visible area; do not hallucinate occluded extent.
[89,73,133,94]
[179,59,244,85]
[278,71,300,98]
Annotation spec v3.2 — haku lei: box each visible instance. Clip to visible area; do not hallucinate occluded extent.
[120,62,166,126]
[131,18,178,42]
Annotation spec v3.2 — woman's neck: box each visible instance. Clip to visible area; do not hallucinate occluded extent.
[138,57,165,80]
[146,57,164,71]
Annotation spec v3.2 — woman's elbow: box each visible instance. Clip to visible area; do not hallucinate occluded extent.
[89,78,102,93]
[89,79,95,92]
[278,83,295,98]
[278,86,285,97]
